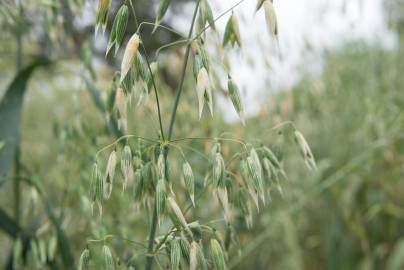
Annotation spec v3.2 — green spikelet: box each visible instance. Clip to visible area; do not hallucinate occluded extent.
[212,152,225,187]
[95,0,111,36]
[153,0,171,32]
[227,75,245,124]
[121,144,132,191]
[196,242,207,270]
[182,161,195,206]
[157,152,165,180]
[114,5,129,54]
[210,239,226,270]
[103,245,115,270]
[246,148,265,204]
[170,239,181,270]
[78,247,90,270]
[156,177,167,223]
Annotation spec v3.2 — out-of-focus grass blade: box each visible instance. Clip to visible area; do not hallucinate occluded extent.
[0,59,49,182]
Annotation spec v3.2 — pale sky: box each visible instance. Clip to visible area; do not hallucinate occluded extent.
[173,0,396,121]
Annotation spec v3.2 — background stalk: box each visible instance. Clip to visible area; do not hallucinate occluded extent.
[145,1,200,270]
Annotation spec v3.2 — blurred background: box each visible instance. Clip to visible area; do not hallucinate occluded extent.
[1,0,404,269]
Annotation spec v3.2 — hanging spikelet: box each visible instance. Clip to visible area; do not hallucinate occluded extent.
[153,0,171,33]
[157,152,165,180]
[223,14,242,47]
[106,5,129,56]
[196,67,213,118]
[115,87,128,131]
[121,33,140,82]
[90,162,103,215]
[182,161,195,206]
[102,245,115,270]
[216,185,231,223]
[227,75,245,125]
[104,150,117,199]
[170,239,181,270]
[95,0,111,37]
[190,241,198,270]
[78,247,90,270]
[246,148,265,204]
[167,196,192,237]
[212,152,225,187]
[156,177,167,224]
[238,187,253,228]
[196,242,207,270]
[121,144,132,191]
[263,0,278,40]
[210,239,226,270]
[294,130,317,170]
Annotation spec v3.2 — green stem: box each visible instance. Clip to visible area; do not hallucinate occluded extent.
[167,1,200,140]
[145,2,200,270]
[128,0,165,140]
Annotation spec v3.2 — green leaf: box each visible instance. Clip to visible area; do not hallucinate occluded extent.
[0,59,49,182]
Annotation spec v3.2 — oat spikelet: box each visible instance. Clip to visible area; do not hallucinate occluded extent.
[263,0,278,39]
[196,67,213,118]
[182,161,195,206]
[167,196,193,237]
[121,33,140,82]
[190,241,198,270]
[104,150,117,199]
[115,87,127,131]
[78,248,90,270]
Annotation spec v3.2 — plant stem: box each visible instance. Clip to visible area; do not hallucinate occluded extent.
[128,0,165,140]
[167,1,200,140]
[145,2,200,270]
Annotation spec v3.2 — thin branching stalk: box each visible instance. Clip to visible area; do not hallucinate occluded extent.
[128,0,166,140]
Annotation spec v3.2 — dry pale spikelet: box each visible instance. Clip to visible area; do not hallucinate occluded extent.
[227,75,245,125]
[103,245,115,270]
[120,33,140,82]
[168,196,193,237]
[104,150,117,199]
[263,0,278,39]
[231,15,241,45]
[182,161,195,206]
[196,67,213,118]
[120,144,132,191]
[294,130,317,170]
[190,241,198,270]
[115,87,128,131]
[170,239,181,270]
[255,0,266,12]
[210,239,226,270]
[78,248,90,270]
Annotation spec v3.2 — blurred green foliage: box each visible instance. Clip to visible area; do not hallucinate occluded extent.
[1,0,404,269]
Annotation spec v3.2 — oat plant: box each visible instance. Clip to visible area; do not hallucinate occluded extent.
[80,0,315,269]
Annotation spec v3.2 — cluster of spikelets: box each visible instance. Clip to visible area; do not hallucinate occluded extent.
[79,236,227,270]
[85,126,315,268]
[83,0,315,269]
[13,236,58,269]
[93,0,257,127]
